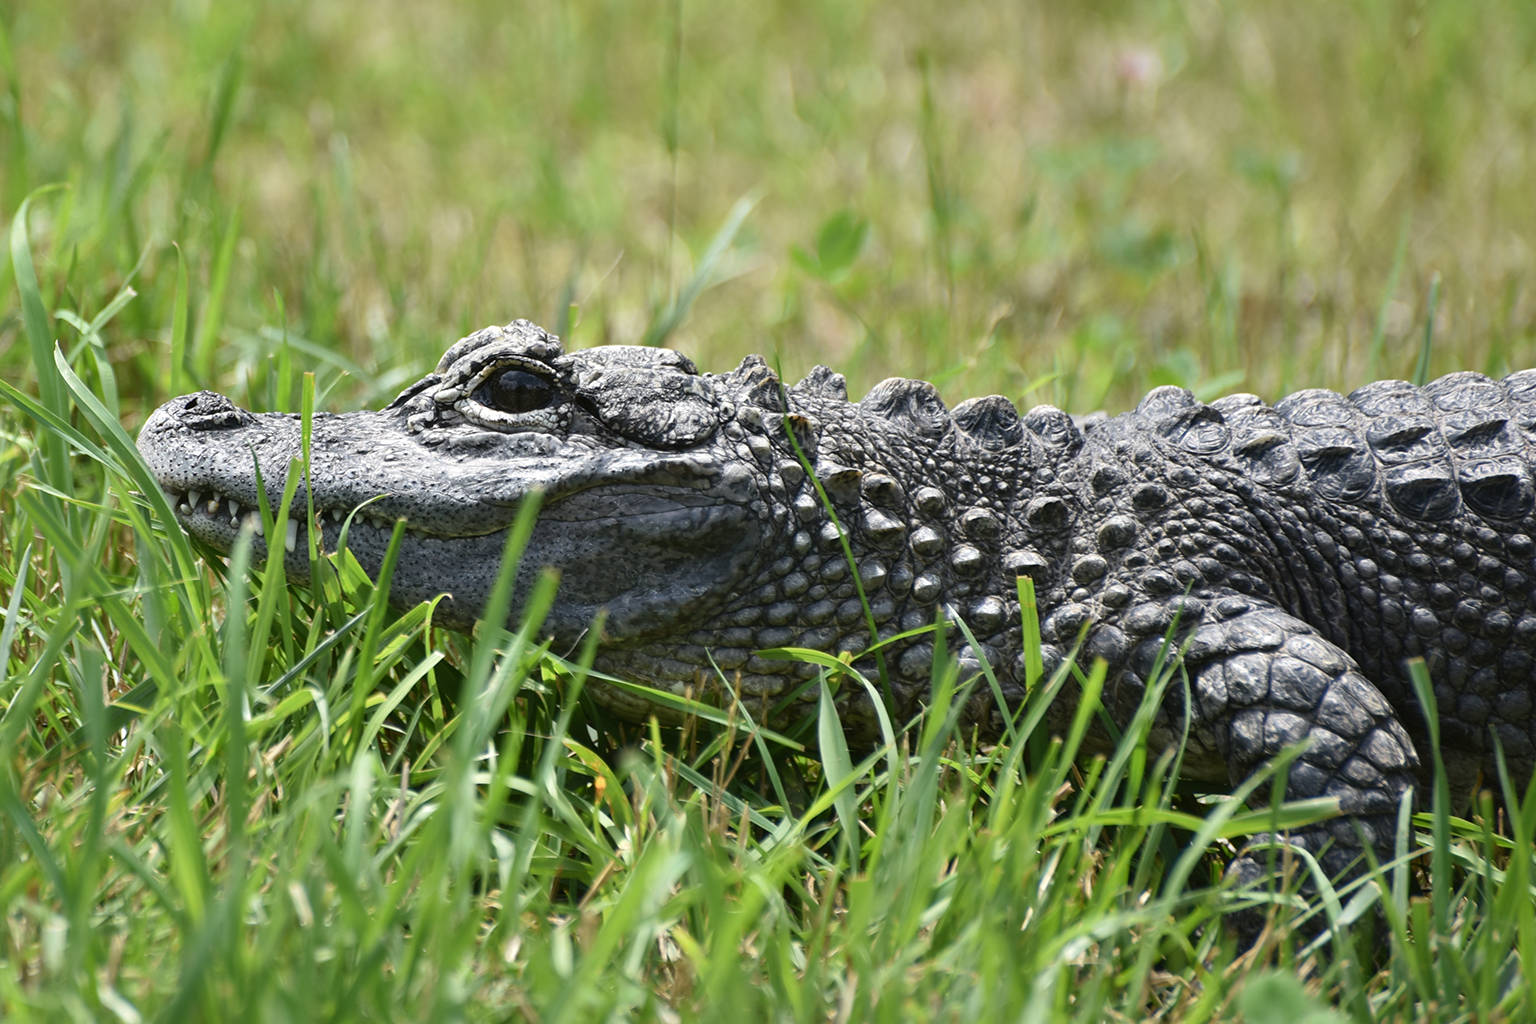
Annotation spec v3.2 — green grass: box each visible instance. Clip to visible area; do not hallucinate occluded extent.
[4,0,1536,1019]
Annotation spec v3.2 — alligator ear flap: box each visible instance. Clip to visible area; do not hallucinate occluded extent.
[860,378,951,440]
[586,370,721,449]
[791,365,848,402]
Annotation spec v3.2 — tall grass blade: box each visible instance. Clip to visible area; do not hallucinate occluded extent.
[1413,272,1440,387]
[192,203,241,383]
[642,194,756,348]
[816,676,861,862]
[10,186,71,495]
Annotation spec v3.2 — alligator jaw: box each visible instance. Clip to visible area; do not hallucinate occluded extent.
[137,388,766,639]
[155,478,479,583]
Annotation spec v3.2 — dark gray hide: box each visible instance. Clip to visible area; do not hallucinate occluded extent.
[139,318,1536,889]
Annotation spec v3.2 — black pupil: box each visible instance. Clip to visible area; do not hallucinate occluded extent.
[480,369,552,414]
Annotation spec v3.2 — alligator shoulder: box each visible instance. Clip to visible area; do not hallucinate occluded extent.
[138,319,1536,893]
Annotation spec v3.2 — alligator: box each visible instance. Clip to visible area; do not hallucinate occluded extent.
[138,318,1536,895]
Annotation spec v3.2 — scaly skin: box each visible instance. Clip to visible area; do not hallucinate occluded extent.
[138,319,1536,888]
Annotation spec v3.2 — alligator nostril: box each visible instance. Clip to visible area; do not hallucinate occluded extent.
[181,391,236,413]
[166,391,252,430]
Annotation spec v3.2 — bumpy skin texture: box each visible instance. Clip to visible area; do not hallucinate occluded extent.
[138,319,1536,885]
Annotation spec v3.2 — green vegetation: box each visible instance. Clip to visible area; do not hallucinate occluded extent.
[3,0,1535,1018]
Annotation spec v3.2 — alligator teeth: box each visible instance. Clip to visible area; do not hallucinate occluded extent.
[284,519,299,552]
[243,512,263,535]
[189,490,202,511]
[229,499,240,518]
[207,497,221,514]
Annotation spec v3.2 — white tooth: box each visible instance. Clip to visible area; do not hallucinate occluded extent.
[229,499,240,517]
[243,512,263,535]
[284,520,299,552]
[207,497,220,513]
[178,500,191,514]
[189,490,202,510]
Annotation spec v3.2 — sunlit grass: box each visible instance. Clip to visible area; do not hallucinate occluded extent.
[4,0,1536,1018]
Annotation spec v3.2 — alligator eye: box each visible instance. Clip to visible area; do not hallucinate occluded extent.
[476,369,554,414]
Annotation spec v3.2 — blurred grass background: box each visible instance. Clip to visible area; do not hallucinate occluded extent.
[5,1,1536,1018]
[6,0,1533,419]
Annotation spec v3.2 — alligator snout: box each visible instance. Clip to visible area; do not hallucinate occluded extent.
[141,391,255,436]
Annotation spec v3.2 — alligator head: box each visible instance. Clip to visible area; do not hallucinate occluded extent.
[137,320,778,654]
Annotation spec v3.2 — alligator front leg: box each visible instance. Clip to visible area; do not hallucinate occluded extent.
[1144,595,1420,908]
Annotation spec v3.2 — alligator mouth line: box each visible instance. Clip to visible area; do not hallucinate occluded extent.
[164,474,734,553]
[164,486,458,552]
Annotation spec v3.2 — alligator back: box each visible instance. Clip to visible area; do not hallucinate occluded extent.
[1107,371,1536,786]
